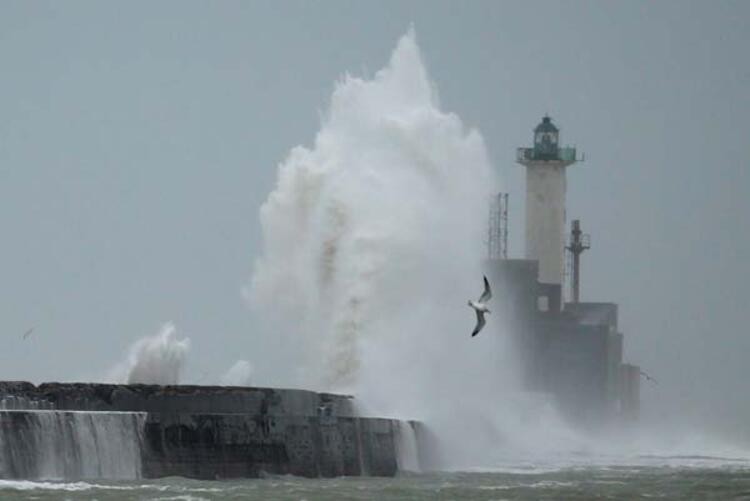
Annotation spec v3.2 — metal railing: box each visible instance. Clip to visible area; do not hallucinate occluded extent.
[516,146,578,163]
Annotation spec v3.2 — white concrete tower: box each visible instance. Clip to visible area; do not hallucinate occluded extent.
[517,116,578,287]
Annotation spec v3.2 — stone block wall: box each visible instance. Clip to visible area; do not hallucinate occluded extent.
[0,382,403,480]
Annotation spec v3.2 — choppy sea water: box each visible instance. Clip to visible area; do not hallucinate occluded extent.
[3,456,750,501]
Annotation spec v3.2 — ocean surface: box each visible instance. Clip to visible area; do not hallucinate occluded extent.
[3,456,750,501]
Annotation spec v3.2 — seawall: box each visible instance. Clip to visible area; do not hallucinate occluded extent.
[0,382,416,480]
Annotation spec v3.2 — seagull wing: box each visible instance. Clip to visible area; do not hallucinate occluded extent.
[471,310,486,337]
[23,327,34,340]
[478,275,492,303]
[640,370,658,385]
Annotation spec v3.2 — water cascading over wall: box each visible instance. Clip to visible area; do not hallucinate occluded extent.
[394,421,420,473]
[0,410,145,480]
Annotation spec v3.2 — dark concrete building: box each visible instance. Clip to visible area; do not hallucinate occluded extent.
[484,258,638,428]
[484,116,640,427]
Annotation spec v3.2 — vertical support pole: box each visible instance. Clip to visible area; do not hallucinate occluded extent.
[501,193,509,259]
[566,219,590,303]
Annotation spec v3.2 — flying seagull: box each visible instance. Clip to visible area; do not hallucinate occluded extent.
[639,370,658,385]
[22,327,34,340]
[468,276,492,337]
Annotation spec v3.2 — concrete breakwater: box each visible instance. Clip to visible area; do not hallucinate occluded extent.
[0,382,418,480]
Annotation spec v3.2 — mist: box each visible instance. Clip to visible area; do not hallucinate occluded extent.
[109,323,190,385]
[245,27,750,467]
[1,0,749,467]
[220,360,253,386]
[249,30,621,468]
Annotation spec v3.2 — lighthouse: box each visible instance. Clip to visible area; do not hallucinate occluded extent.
[516,116,578,302]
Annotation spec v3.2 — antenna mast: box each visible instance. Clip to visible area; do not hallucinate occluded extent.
[487,193,509,259]
[565,219,590,303]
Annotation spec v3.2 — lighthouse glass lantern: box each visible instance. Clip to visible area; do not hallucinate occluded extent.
[533,116,559,159]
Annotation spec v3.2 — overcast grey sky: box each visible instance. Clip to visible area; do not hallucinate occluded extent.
[1,1,748,436]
